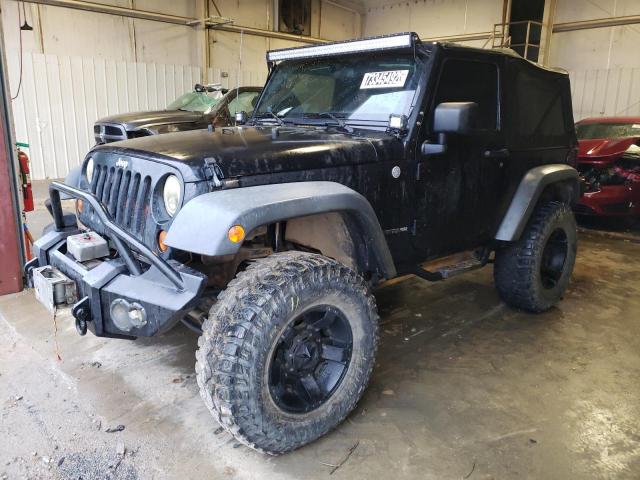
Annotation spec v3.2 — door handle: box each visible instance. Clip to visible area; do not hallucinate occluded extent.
[483,148,509,158]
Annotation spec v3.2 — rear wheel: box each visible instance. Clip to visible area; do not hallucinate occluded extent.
[195,251,378,454]
[494,201,577,312]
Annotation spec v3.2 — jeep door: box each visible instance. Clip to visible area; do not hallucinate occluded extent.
[412,54,508,259]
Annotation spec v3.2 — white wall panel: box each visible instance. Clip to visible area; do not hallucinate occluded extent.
[320,2,359,40]
[550,0,640,120]
[212,0,272,30]
[569,67,640,121]
[0,0,201,65]
[363,0,503,39]
[209,30,269,78]
[554,0,640,23]
[6,50,263,179]
[207,0,361,74]
[38,3,134,60]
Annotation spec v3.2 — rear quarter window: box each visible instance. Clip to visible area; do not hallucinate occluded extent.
[508,62,573,147]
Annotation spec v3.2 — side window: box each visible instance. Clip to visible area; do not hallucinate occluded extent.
[511,68,569,146]
[228,91,261,115]
[433,59,499,130]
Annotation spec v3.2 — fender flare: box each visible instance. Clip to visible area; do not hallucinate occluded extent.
[495,164,579,242]
[164,181,397,279]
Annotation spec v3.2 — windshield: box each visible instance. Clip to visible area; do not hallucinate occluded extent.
[167,91,223,113]
[576,122,640,140]
[254,53,420,128]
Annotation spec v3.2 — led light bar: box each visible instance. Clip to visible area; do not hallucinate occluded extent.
[266,32,416,62]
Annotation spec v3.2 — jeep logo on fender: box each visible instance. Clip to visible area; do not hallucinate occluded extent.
[115,158,129,169]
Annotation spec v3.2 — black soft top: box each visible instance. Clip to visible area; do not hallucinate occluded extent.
[436,41,569,77]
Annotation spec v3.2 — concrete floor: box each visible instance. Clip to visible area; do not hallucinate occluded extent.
[1,184,639,479]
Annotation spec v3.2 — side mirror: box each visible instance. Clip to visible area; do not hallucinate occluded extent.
[235,111,247,125]
[421,102,478,156]
[422,134,447,156]
[433,102,478,134]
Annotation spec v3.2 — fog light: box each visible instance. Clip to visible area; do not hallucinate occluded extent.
[389,114,408,131]
[110,298,147,332]
[128,306,146,327]
[228,225,245,243]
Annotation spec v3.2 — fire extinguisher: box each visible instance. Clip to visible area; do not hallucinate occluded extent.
[17,143,35,261]
[17,146,34,212]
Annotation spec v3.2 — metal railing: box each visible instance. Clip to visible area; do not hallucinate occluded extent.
[491,20,543,61]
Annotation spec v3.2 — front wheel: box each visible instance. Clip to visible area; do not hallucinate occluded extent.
[195,251,378,454]
[494,201,577,312]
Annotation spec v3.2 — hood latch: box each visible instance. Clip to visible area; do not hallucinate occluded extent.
[203,157,224,189]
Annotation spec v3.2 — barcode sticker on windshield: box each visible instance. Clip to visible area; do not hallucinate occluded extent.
[360,70,409,89]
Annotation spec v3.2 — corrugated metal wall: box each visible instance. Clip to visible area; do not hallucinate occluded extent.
[569,67,640,121]
[7,51,267,180]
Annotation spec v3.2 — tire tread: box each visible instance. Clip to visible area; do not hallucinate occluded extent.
[195,251,378,454]
[494,201,577,312]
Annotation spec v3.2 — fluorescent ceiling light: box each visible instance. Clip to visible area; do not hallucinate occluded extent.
[267,33,415,62]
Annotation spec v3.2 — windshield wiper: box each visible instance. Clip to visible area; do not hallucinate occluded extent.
[254,111,285,126]
[305,112,353,133]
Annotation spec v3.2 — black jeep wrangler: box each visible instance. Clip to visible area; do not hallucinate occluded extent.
[28,33,579,454]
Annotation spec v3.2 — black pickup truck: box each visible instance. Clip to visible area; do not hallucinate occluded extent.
[28,32,579,455]
[93,85,261,143]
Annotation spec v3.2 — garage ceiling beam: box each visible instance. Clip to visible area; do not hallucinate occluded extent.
[15,0,199,26]
[424,31,493,43]
[15,0,332,44]
[553,15,640,33]
[19,1,640,50]
[324,0,366,16]
[207,24,329,45]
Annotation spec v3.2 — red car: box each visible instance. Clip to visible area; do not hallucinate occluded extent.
[574,117,640,217]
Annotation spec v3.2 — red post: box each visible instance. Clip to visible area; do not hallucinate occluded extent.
[0,24,24,295]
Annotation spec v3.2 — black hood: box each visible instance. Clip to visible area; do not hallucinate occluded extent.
[92,126,399,182]
[95,110,204,130]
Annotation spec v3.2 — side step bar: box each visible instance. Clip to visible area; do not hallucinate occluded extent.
[413,252,486,282]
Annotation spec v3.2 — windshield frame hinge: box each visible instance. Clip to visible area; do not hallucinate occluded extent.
[203,157,225,189]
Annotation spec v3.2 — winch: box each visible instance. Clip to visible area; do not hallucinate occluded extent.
[67,231,109,262]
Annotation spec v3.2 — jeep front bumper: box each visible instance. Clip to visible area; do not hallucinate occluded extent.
[25,182,206,338]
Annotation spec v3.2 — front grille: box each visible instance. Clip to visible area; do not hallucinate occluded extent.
[94,123,127,144]
[90,164,152,237]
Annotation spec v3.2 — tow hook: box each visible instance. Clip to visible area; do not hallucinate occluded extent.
[72,296,91,336]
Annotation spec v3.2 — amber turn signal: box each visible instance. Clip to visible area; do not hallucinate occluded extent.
[227,225,245,243]
[158,230,169,252]
[75,199,84,214]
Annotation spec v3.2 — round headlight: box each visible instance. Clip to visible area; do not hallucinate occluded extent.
[163,175,181,217]
[85,157,94,183]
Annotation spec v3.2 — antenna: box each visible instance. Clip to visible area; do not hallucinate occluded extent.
[234,29,243,126]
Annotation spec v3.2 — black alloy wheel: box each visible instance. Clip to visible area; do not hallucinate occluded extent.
[540,228,569,289]
[269,306,353,414]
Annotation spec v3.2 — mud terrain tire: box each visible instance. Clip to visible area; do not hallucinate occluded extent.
[195,251,378,454]
[494,201,577,312]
